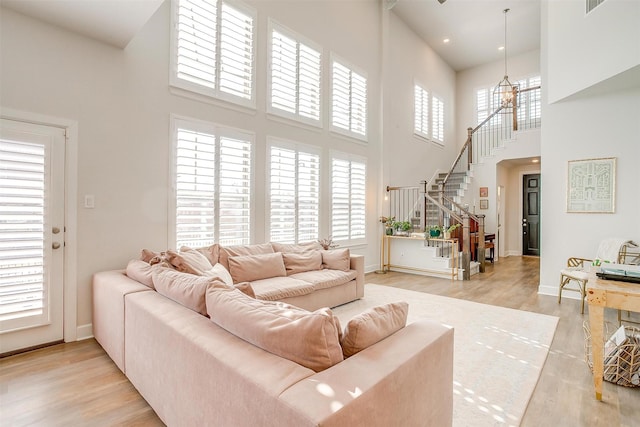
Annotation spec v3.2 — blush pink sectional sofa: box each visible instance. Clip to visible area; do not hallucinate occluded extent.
[92,242,454,426]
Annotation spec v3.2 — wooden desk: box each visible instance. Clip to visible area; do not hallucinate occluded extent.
[586,273,640,400]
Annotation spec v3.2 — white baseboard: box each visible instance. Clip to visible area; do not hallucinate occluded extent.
[538,284,581,300]
[365,263,380,273]
[76,323,94,341]
[505,250,522,257]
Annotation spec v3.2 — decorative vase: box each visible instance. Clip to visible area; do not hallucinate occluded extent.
[444,231,451,239]
[385,227,393,236]
[429,229,440,238]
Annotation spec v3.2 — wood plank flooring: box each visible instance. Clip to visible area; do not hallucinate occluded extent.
[1,256,638,426]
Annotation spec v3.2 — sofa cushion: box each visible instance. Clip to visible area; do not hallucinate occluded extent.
[289,269,357,291]
[250,276,315,301]
[153,268,226,316]
[205,283,344,372]
[234,282,256,298]
[340,302,409,357]
[228,252,286,283]
[166,247,213,275]
[219,243,274,270]
[282,251,323,275]
[271,241,323,254]
[204,263,234,286]
[321,249,350,271]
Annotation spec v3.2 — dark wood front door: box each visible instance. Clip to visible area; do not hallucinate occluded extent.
[522,174,540,256]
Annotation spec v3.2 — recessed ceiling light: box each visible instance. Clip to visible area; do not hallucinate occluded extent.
[443,38,450,44]
[498,46,505,51]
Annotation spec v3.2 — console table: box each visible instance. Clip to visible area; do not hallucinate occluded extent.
[586,272,640,400]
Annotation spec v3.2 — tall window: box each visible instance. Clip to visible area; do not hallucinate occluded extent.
[269,22,322,125]
[431,95,444,143]
[171,0,255,106]
[268,141,320,243]
[476,87,502,126]
[414,84,429,139]
[331,154,366,243]
[331,58,367,140]
[173,118,253,248]
[515,76,541,129]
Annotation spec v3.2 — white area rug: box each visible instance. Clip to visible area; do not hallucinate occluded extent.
[332,284,559,427]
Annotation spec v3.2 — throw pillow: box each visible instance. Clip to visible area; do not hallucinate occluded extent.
[321,248,351,271]
[205,283,343,372]
[227,252,286,283]
[125,259,157,289]
[234,282,256,298]
[340,302,409,357]
[282,251,323,275]
[167,247,213,275]
[195,244,220,265]
[271,241,323,254]
[153,268,228,316]
[218,243,275,270]
[203,263,234,286]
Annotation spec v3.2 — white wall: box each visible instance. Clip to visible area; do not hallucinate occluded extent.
[539,0,640,295]
[384,11,457,188]
[546,0,640,103]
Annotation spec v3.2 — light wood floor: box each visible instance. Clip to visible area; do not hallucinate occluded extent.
[1,256,638,426]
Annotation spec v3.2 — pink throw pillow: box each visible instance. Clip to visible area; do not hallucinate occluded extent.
[321,248,350,271]
[282,251,322,275]
[227,252,286,283]
[153,268,228,316]
[340,302,409,357]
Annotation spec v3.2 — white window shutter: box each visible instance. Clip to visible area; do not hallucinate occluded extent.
[269,144,319,244]
[270,30,298,114]
[432,95,444,142]
[331,60,367,139]
[331,156,366,242]
[0,140,45,324]
[174,121,252,248]
[414,85,429,137]
[219,3,254,100]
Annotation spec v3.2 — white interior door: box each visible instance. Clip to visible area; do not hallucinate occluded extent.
[0,119,65,355]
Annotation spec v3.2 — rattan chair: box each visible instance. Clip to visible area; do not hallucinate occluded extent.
[559,257,592,314]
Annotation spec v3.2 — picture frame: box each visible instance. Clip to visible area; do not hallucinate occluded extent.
[479,199,488,210]
[479,187,488,197]
[567,157,616,213]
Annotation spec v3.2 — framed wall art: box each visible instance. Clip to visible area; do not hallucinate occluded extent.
[479,187,488,197]
[479,199,488,210]
[566,157,616,213]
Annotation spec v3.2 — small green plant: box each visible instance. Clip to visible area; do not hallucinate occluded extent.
[399,221,412,232]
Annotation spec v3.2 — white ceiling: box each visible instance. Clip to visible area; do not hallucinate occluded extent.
[1,0,164,49]
[391,0,541,71]
[1,0,541,70]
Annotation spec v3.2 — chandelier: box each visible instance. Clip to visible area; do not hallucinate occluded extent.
[494,8,517,109]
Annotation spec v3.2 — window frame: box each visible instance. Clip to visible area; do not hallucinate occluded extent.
[170,0,257,109]
[266,138,321,244]
[267,19,323,128]
[169,115,255,248]
[330,151,367,246]
[330,54,368,142]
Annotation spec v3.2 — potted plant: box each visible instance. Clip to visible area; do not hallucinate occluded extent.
[399,221,412,236]
[380,216,396,235]
[427,225,441,238]
[443,223,461,239]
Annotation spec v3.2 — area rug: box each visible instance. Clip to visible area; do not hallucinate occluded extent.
[332,284,559,427]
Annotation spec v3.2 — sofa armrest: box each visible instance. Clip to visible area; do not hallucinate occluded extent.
[349,254,365,298]
[92,270,152,372]
[278,319,454,426]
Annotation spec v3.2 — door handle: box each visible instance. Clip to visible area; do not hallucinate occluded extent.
[52,227,61,234]
[52,242,61,249]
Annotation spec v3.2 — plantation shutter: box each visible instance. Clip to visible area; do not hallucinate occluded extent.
[218,136,251,246]
[175,122,252,248]
[219,3,254,99]
[0,139,46,326]
[477,88,489,124]
[270,28,321,122]
[414,85,429,137]
[332,60,367,138]
[331,156,366,242]
[175,0,218,90]
[269,145,319,244]
[175,128,216,248]
[432,95,444,142]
